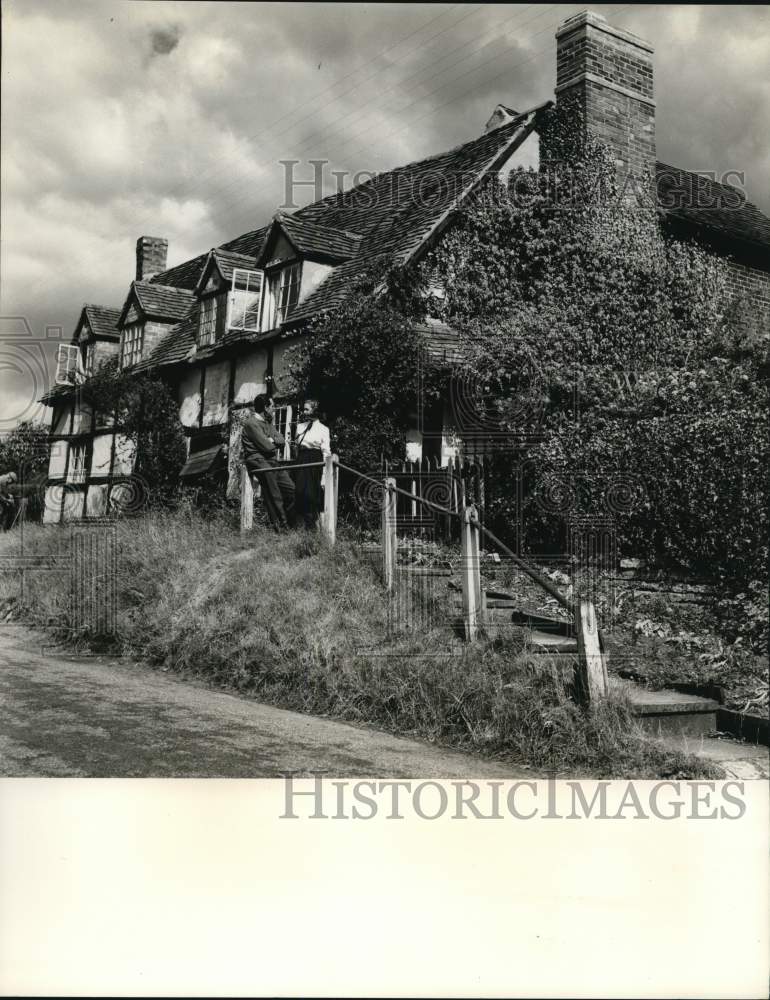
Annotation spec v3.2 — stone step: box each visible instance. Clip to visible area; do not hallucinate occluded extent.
[491,606,574,637]
[612,678,720,737]
[528,631,579,654]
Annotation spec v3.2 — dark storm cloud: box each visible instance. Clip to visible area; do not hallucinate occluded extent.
[1,2,768,426]
[150,25,181,57]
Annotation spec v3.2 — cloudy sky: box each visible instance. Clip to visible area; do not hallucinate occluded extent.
[1,1,768,431]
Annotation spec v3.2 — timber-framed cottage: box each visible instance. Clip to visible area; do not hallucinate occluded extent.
[41,10,770,523]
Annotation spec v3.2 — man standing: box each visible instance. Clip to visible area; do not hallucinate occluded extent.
[241,394,295,531]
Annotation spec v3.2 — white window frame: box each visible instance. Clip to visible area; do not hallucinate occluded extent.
[69,442,87,484]
[55,344,84,385]
[198,295,219,347]
[228,268,263,332]
[121,322,144,368]
[265,261,302,329]
[272,404,293,461]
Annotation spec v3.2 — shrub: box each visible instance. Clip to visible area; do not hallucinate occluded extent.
[86,358,187,508]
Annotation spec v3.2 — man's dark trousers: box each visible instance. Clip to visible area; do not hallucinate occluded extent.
[256,464,295,530]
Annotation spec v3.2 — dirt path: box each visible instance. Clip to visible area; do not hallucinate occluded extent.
[0,624,528,778]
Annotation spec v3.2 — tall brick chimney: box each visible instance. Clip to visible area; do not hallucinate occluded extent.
[555,10,655,186]
[135,236,168,281]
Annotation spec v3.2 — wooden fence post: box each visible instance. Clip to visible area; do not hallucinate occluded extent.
[382,477,397,592]
[240,465,253,534]
[322,453,339,545]
[333,455,339,536]
[445,457,452,541]
[575,600,608,703]
[461,504,482,641]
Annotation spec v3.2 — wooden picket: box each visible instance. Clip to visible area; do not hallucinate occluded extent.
[576,600,609,703]
[382,477,397,592]
[460,504,482,641]
[240,465,253,534]
[321,453,339,545]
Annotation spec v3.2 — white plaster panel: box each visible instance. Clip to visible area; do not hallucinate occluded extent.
[178,369,202,428]
[113,435,136,476]
[90,433,114,476]
[70,402,93,435]
[61,488,85,522]
[86,484,108,518]
[202,360,230,426]
[53,406,72,436]
[48,440,68,478]
[233,348,268,405]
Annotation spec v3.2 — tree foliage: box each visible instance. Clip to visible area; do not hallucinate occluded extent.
[0,421,50,482]
[86,358,187,507]
[285,270,443,475]
[0,421,51,520]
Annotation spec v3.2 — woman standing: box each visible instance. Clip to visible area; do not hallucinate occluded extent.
[293,400,330,530]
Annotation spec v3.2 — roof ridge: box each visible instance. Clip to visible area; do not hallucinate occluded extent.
[292,108,543,217]
[373,109,533,176]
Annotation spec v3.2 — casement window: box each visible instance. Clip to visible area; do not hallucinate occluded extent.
[228,269,263,332]
[55,344,84,385]
[69,442,87,484]
[121,322,144,368]
[199,295,219,347]
[272,404,294,461]
[266,262,302,328]
[83,343,95,376]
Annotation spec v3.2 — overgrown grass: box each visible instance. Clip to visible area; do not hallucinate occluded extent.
[0,511,721,778]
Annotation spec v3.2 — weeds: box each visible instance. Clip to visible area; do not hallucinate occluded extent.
[0,513,721,778]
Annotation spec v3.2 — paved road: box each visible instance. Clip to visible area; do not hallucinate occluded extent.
[0,624,527,778]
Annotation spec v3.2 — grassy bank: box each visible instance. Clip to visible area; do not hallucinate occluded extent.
[0,510,721,778]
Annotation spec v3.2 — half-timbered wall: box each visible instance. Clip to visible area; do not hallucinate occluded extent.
[201,360,230,426]
[178,369,203,428]
[233,347,269,405]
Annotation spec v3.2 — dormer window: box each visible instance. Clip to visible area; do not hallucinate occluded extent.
[264,261,301,329]
[121,322,144,368]
[254,213,362,332]
[198,294,219,347]
[194,250,264,347]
